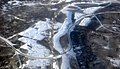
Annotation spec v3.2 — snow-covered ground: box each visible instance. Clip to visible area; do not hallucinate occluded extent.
[18,19,62,69]
[7,0,119,68]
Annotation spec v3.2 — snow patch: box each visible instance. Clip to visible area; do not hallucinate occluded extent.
[18,20,62,68]
[103,46,110,50]
[23,3,36,6]
[84,7,102,14]
[8,1,22,6]
[77,6,102,27]
[19,20,51,41]
[61,4,82,14]
[54,23,62,30]
[53,62,59,69]
[108,57,120,67]
[20,44,30,50]
[51,8,58,11]
[74,12,84,20]
[79,17,91,26]
[61,54,71,69]
[19,37,51,68]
